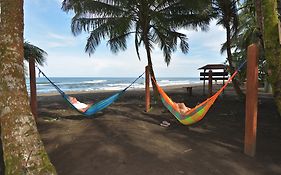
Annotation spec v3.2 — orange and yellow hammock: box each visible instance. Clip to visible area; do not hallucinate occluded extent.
[151,71,239,125]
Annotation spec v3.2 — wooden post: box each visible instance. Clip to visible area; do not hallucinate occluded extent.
[208,70,212,97]
[203,69,206,95]
[223,69,226,94]
[244,44,258,157]
[29,57,37,120]
[145,66,150,112]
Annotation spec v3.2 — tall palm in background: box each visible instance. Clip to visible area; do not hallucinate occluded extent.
[24,41,47,66]
[61,0,213,85]
[212,0,244,98]
[229,1,265,83]
[24,41,47,118]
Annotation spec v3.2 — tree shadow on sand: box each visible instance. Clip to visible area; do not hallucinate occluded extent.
[37,89,281,175]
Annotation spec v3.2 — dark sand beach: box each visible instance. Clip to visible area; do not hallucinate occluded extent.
[36,85,281,175]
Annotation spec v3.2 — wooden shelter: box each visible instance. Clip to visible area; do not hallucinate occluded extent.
[198,64,228,95]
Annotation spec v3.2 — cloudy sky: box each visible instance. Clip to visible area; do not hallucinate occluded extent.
[24,0,226,77]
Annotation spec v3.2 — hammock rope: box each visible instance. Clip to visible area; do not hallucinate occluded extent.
[36,66,144,116]
[152,61,246,125]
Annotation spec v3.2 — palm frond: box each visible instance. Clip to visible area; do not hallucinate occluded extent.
[63,0,213,66]
[24,42,47,66]
[134,23,142,60]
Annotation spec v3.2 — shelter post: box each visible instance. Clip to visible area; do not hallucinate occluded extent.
[203,69,206,95]
[208,70,213,97]
[244,44,258,157]
[199,64,227,96]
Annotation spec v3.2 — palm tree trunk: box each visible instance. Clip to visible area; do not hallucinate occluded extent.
[0,129,4,175]
[143,33,159,101]
[29,57,37,120]
[255,0,265,50]
[263,0,281,116]
[226,25,245,98]
[0,1,57,174]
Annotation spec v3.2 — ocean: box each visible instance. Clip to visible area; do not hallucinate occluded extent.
[25,77,201,94]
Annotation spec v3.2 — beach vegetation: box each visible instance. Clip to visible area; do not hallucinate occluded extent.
[230,0,281,116]
[23,41,47,76]
[222,0,266,84]
[61,0,213,90]
[0,0,57,174]
[212,0,245,98]
[24,41,47,66]
[262,0,281,115]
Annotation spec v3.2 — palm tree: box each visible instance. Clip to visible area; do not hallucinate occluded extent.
[61,0,212,84]
[0,1,56,174]
[262,0,281,115]
[24,41,47,66]
[212,0,245,98]
[24,42,48,118]
[228,1,266,84]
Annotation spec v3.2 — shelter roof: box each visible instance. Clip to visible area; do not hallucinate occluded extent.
[198,64,227,70]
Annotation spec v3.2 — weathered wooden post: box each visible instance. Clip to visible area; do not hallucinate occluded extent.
[244,44,258,157]
[203,69,206,95]
[29,57,37,120]
[145,66,150,112]
[208,70,213,97]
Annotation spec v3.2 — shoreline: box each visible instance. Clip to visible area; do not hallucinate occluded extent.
[36,82,204,97]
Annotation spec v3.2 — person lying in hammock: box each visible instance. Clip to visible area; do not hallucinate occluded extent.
[175,102,191,114]
[160,103,191,127]
[68,96,92,112]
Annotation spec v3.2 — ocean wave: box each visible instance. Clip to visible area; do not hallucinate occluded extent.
[36,83,51,86]
[158,80,190,86]
[107,83,130,87]
[100,87,125,91]
[82,80,107,84]
[27,77,201,94]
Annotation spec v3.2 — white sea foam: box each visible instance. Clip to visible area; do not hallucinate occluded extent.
[107,83,130,87]
[158,80,191,86]
[27,77,201,94]
[82,80,107,84]
[100,87,124,91]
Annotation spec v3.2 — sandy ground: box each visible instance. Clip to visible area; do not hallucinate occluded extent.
[36,85,281,175]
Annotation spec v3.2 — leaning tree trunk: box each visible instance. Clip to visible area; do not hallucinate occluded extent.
[0,1,57,174]
[142,24,158,97]
[263,0,281,116]
[144,36,160,102]
[226,25,245,98]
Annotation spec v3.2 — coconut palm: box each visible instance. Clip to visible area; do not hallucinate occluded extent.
[212,0,245,98]
[23,41,47,76]
[24,41,47,66]
[24,41,47,118]
[0,1,56,173]
[227,1,266,84]
[61,0,213,83]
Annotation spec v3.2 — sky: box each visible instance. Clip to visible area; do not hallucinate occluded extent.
[24,0,227,78]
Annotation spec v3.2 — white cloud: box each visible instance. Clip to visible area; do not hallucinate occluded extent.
[184,20,226,53]
[41,32,78,48]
